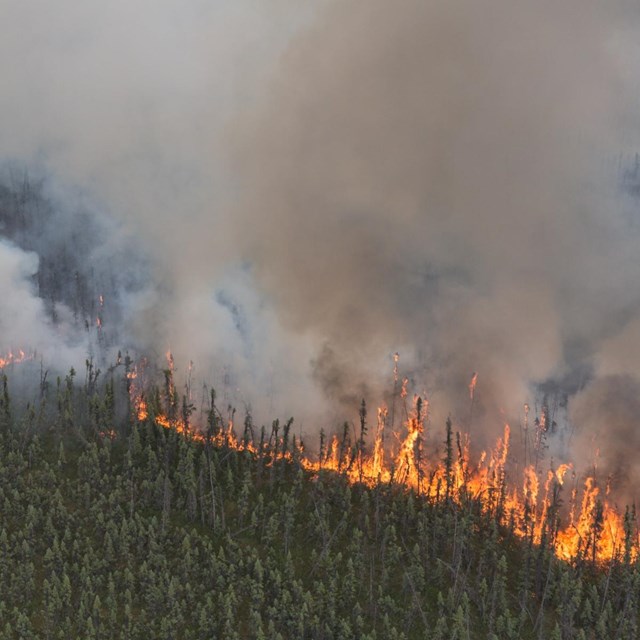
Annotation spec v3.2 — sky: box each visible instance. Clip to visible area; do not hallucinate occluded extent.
[2,1,640,490]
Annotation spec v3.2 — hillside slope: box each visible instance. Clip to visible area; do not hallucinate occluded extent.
[0,377,639,640]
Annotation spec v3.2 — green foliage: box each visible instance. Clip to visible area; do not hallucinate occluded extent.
[0,375,638,639]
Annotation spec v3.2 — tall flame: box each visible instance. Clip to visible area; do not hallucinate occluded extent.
[124,355,638,565]
[469,372,478,400]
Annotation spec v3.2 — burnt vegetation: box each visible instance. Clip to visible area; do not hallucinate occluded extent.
[0,362,638,640]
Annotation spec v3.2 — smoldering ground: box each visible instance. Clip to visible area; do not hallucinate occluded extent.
[1,1,640,477]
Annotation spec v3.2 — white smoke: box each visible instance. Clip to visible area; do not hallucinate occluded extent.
[0,239,86,368]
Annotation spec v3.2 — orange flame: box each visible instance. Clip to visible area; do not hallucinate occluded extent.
[123,359,637,565]
[0,349,32,369]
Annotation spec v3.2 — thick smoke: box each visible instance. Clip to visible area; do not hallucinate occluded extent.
[1,0,640,474]
[229,0,640,447]
[569,375,640,503]
[0,168,153,367]
[0,0,321,421]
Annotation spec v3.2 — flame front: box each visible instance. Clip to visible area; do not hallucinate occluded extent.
[124,356,637,565]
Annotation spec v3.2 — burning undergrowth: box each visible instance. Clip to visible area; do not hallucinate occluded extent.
[0,166,639,566]
[121,355,637,566]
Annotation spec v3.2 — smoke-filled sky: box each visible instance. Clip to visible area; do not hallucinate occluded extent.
[2,0,640,483]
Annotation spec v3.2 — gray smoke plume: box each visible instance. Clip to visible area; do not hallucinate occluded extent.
[0,1,321,421]
[569,375,640,504]
[1,0,640,473]
[227,0,640,448]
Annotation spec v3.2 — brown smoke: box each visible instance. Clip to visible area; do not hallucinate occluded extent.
[228,0,640,438]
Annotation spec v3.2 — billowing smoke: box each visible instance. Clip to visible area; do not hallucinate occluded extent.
[228,0,640,442]
[0,0,322,421]
[1,1,640,473]
[0,238,79,366]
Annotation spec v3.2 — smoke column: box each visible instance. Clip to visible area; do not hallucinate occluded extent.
[229,2,640,429]
[2,0,640,485]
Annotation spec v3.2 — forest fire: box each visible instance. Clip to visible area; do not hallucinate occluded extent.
[125,355,638,566]
[306,416,636,563]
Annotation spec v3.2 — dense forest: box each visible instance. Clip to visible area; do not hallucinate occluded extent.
[0,361,638,640]
[1,172,640,639]
[4,3,640,631]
